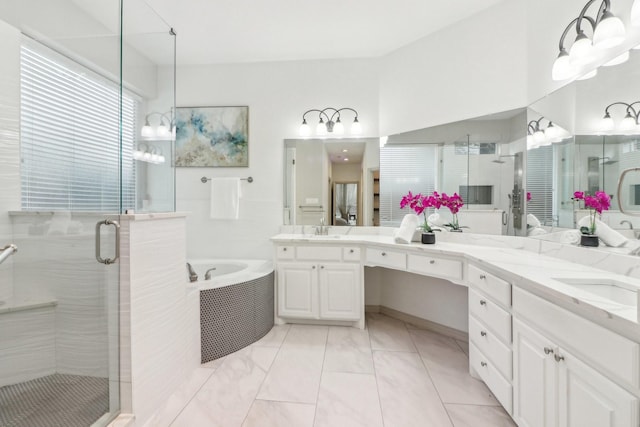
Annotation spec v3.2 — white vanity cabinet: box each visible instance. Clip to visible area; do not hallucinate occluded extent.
[513,289,639,427]
[275,244,363,325]
[467,263,514,414]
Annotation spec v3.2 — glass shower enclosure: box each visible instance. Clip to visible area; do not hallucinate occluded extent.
[0,1,175,426]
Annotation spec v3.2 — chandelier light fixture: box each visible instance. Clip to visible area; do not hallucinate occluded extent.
[599,101,640,133]
[552,0,627,81]
[527,118,572,150]
[141,108,175,140]
[299,107,362,137]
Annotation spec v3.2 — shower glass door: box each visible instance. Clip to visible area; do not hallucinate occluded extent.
[0,1,125,425]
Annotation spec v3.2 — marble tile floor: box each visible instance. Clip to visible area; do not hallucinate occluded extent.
[148,313,516,427]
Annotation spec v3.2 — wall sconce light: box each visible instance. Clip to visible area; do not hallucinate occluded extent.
[552,0,627,81]
[599,101,640,133]
[141,109,175,140]
[299,107,362,137]
[133,143,166,164]
[527,118,572,149]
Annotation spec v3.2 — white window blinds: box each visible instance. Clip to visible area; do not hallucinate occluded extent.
[526,145,553,225]
[379,145,438,226]
[20,41,136,212]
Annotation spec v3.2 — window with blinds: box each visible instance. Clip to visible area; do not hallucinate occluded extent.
[379,145,438,226]
[20,40,136,212]
[526,145,553,225]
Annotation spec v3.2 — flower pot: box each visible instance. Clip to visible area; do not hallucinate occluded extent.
[580,234,599,247]
[421,232,436,244]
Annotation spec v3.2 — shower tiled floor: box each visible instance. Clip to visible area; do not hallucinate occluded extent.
[148,313,516,427]
[0,373,108,427]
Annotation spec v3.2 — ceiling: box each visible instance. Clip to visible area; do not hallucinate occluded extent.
[140,0,505,65]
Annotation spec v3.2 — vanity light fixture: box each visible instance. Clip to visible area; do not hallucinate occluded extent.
[527,118,572,149]
[141,108,175,140]
[299,107,362,137]
[599,101,640,133]
[133,143,166,164]
[552,0,627,81]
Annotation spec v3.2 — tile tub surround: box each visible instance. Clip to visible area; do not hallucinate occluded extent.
[144,315,514,427]
[272,231,640,341]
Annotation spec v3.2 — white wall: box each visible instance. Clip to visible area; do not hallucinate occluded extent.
[174,59,380,259]
[379,0,528,137]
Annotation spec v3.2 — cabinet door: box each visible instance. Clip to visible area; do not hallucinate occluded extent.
[513,319,557,427]
[277,262,318,319]
[558,348,639,427]
[318,263,361,321]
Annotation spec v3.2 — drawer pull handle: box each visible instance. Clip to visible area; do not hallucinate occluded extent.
[479,274,486,280]
[554,354,565,362]
[349,249,354,253]
[479,300,487,306]
[544,347,554,355]
[480,331,487,337]
[429,260,435,264]
[480,361,487,367]
[381,252,386,256]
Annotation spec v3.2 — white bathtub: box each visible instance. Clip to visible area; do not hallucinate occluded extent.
[188,259,273,290]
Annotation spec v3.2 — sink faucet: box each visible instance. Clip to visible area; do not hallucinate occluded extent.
[620,220,633,229]
[186,262,198,282]
[204,268,217,280]
[316,217,328,235]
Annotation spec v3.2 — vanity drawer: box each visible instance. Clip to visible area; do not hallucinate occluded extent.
[468,264,511,308]
[469,315,512,380]
[470,342,513,415]
[276,245,295,260]
[513,287,639,388]
[469,288,512,344]
[407,254,462,281]
[342,247,361,262]
[365,247,406,270]
[296,246,342,261]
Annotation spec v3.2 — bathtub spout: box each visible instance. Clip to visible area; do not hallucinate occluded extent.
[204,268,217,280]
[186,262,198,282]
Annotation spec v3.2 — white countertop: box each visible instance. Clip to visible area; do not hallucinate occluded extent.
[271,232,640,341]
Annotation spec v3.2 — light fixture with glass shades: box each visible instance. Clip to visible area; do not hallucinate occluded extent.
[598,101,640,133]
[141,108,175,140]
[133,143,166,164]
[552,0,628,81]
[299,107,362,137]
[527,118,572,150]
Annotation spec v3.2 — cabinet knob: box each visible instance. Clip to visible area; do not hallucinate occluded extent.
[480,331,487,337]
[480,361,487,367]
[381,252,386,256]
[320,265,324,269]
[479,274,486,280]
[283,247,287,251]
[349,249,354,253]
[429,260,435,264]
[544,347,554,355]
[479,300,487,306]
[312,265,316,269]
[554,354,565,363]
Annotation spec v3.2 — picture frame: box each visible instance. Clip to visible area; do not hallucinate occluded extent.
[174,106,249,167]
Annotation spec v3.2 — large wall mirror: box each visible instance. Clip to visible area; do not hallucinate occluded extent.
[527,45,640,240]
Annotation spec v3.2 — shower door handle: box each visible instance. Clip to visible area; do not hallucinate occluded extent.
[95,219,120,265]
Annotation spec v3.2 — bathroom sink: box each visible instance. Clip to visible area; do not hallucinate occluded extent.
[552,278,638,308]
[300,234,342,239]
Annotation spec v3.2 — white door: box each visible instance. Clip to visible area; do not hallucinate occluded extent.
[318,263,360,320]
[558,348,639,427]
[277,263,318,319]
[513,319,558,427]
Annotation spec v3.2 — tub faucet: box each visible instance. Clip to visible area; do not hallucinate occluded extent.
[186,263,198,282]
[204,268,217,280]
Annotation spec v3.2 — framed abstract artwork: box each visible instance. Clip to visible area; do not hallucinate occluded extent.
[175,106,249,167]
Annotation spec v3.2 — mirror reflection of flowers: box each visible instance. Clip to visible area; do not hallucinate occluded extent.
[571,190,611,235]
[526,192,532,202]
[400,191,442,233]
[440,192,465,231]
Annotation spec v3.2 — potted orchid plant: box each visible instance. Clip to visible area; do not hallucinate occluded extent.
[440,192,465,231]
[400,191,441,244]
[571,190,611,247]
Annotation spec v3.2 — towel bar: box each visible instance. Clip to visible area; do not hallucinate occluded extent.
[201,176,253,184]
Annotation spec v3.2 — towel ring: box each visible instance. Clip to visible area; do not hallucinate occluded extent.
[201,176,253,184]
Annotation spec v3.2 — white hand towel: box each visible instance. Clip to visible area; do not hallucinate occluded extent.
[210,177,242,220]
[527,213,541,228]
[577,216,627,247]
[394,214,419,244]
[428,213,445,226]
